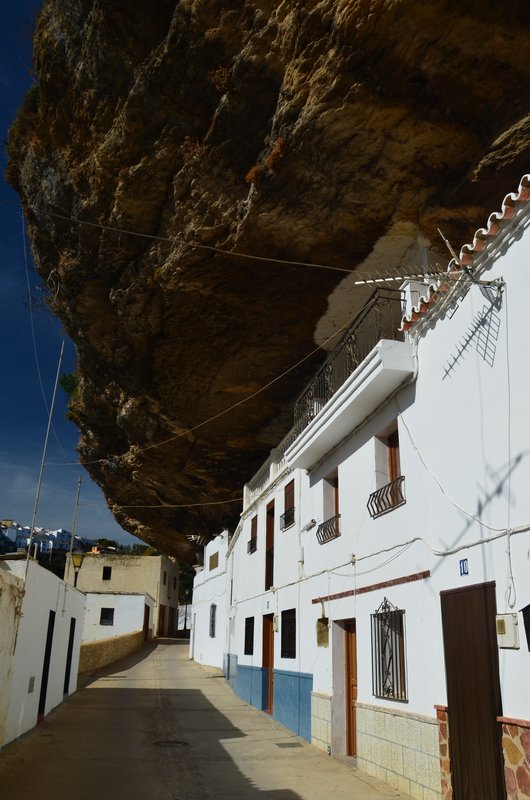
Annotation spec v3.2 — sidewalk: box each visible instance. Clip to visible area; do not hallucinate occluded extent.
[0,640,412,800]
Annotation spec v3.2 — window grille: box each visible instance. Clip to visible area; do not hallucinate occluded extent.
[281,609,296,658]
[209,604,217,638]
[100,607,114,626]
[244,617,255,655]
[248,514,258,553]
[281,480,295,530]
[371,598,407,700]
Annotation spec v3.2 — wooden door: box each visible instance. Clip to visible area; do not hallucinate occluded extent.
[143,604,150,641]
[441,582,506,800]
[345,620,358,756]
[38,610,56,724]
[262,614,274,714]
[158,604,166,637]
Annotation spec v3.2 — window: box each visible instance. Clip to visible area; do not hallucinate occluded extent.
[102,566,112,581]
[209,604,217,638]
[317,469,341,544]
[281,608,296,658]
[368,421,405,518]
[375,421,401,488]
[247,515,257,554]
[100,608,114,626]
[280,479,295,530]
[163,571,167,585]
[209,551,219,570]
[371,598,407,700]
[265,501,274,590]
[244,617,255,655]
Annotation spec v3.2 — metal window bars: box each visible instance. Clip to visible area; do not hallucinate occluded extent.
[367,476,406,518]
[280,506,295,530]
[247,537,257,554]
[371,598,407,701]
[316,514,341,544]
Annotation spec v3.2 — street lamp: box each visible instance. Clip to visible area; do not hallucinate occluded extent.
[71,551,85,588]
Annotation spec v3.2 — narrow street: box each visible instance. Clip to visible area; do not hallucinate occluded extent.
[0,640,410,800]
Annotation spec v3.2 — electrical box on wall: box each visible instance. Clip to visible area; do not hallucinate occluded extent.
[496,613,519,649]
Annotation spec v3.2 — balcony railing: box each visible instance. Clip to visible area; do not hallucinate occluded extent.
[294,289,404,434]
[244,427,297,510]
[247,537,257,554]
[316,514,341,544]
[280,507,295,530]
[367,476,406,519]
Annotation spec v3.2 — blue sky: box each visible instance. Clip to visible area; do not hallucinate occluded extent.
[0,0,142,544]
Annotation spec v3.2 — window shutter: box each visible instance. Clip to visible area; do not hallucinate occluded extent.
[281,608,296,658]
[284,480,295,511]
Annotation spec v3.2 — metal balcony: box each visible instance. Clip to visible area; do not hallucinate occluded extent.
[280,507,295,530]
[294,289,404,434]
[316,513,341,544]
[247,537,257,554]
[367,476,406,519]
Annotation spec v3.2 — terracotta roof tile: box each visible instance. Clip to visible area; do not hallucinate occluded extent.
[400,173,530,331]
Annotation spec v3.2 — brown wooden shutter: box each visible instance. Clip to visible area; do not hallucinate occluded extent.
[284,479,294,511]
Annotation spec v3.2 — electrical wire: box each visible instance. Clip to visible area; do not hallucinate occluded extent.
[42,206,454,285]
[48,293,377,467]
[81,497,243,509]
[21,210,71,463]
[395,396,507,533]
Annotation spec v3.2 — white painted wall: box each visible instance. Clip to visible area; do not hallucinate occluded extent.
[65,554,179,636]
[0,563,24,746]
[82,593,154,642]
[191,532,229,667]
[194,202,530,739]
[2,559,85,747]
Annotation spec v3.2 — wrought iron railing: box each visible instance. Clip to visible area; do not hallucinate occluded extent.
[247,537,257,554]
[367,476,406,518]
[316,514,341,544]
[245,428,298,509]
[294,289,404,433]
[371,598,407,700]
[280,507,295,530]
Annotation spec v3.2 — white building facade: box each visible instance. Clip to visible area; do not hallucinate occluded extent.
[82,592,155,643]
[189,531,229,669]
[65,553,179,637]
[0,557,85,748]
[192,176,530,800]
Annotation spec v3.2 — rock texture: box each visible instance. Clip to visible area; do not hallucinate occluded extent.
[7,0,530,559]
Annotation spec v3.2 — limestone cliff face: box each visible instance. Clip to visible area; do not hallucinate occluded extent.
[8,0,530,559]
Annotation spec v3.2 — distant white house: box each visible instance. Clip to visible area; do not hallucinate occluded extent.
[65,552,179,637]
[192,175,530,800]
[82,592,155,643]
[189,531,229,669]
[0,556,85,748]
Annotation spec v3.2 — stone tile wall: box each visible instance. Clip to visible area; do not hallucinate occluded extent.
[356,703,442,800]
[311,692,332,753]
[500,717,530,799]
[434,706,452,800]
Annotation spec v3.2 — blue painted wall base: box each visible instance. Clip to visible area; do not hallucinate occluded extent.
[226,655,313,741]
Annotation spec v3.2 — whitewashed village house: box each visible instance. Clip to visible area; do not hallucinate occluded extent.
[189,531,229,668]
[0,556,85,748]
[192,176,530,800]
[65,552,179,638]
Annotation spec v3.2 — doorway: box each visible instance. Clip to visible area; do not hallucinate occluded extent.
[344,619,358,757]
[440,582,506,800]
[38,610,56,723]
[63,617,76,696]
[143,604,150,641]
[262,613,274,713]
